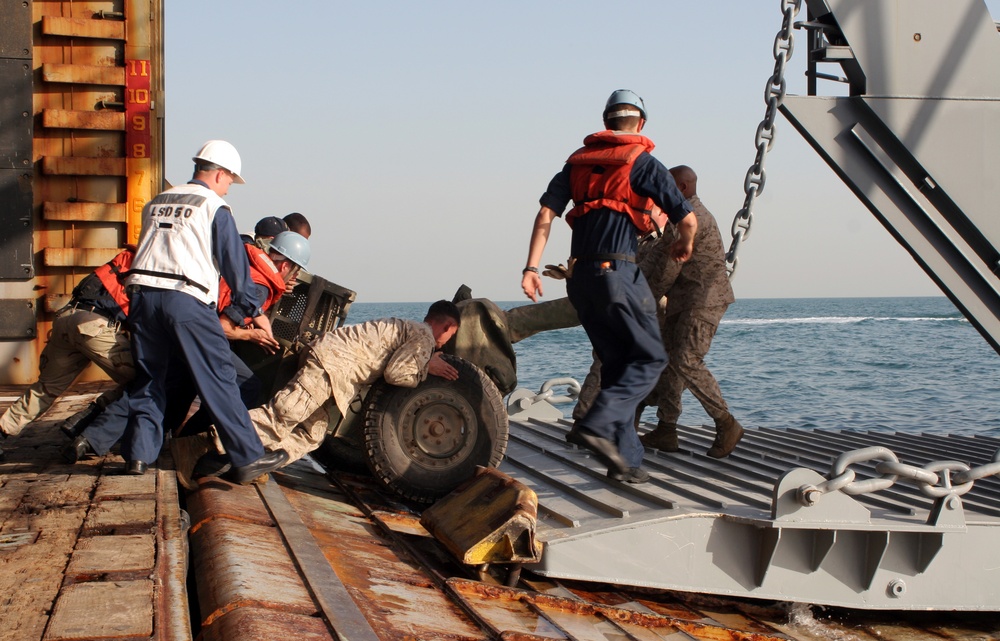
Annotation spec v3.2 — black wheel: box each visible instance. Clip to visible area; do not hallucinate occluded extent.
[314,434,367,473]
[315,389,372,473]
[363,354,508,503]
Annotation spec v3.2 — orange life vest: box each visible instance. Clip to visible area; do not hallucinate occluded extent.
[93,246,136,316]
[564,131,657,234]
[217,243,286,322]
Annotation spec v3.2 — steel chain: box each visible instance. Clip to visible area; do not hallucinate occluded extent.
[917,461,974,499]
[953,447,1000,484]
[727,0,802,280]
[800,446,1000,505]
[514,377,581,410]
[831,446,899,495]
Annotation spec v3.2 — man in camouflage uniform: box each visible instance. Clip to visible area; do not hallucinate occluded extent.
[0,248,135,459]
[248,300,462,465]
[639,165,742,457]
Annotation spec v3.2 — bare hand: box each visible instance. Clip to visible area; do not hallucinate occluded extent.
[250,314,280,353]
[521,272,543,302]
[669,238,694,263]
[245,328,280,353]
[427,352,459,380]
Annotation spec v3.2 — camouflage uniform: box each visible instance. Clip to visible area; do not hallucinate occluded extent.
[249,318,436,464]
[0,308,133,436]
[645,195,735,425]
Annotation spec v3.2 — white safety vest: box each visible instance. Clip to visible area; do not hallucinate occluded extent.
[127,183,227,305]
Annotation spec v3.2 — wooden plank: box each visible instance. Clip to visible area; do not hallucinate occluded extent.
[43,247,121,268]
[41,62,125,86]
[66,534,155,578]
[45,581,154,640]
[95,473,157,499]
[41,16,126,40]
[41,156,126,176]
[43,201,128,223]
[42,109,125,131]
[83,498,156,534]
[0,460,97,641]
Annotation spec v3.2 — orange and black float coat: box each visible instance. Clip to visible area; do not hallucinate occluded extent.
[217,243,286,323]
[564,131,657,234]
[92,246,136,317]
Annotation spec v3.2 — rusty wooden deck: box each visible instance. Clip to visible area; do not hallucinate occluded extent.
[0,383,188,641]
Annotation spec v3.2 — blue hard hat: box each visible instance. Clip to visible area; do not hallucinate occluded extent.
[269,231,310,269]
[604,89,646,120]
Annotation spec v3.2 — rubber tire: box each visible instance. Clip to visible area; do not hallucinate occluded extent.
[363,354,508,503]
[314,433,368,473]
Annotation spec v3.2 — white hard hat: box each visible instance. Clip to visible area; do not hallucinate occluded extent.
[192,140,246,184]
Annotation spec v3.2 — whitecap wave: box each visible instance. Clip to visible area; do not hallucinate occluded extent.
[723,316,966,326]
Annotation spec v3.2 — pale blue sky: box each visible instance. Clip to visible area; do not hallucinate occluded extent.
[162,1,1000,304]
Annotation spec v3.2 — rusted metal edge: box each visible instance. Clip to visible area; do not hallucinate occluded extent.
[257,477,381,641]
[447,579,791,641]
[155,468,193,641]
[328,474,505,640]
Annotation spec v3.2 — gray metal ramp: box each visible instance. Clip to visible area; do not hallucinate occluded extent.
[501,418,1000,610]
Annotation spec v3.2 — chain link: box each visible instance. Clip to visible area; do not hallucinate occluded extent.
[512,377,580,411]
[831,446,899,495]
[798,446,1000,506]
[727,0,802,280]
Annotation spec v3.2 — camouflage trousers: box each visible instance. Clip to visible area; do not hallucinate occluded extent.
[0,309,133,436]
[572,305,730,425]
[651,306,729,424]
[571,356,601,422]
[248,347,342,464]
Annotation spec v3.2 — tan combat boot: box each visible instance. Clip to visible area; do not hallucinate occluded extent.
[707,413,744,458]
[640,421,679,452]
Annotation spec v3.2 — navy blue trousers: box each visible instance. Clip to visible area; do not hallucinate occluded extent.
[567,261,667,467]
[123,288,264,467]
[83,352,260,455]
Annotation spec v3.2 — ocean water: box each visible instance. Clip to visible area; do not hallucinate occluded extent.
[345,297,1000,437]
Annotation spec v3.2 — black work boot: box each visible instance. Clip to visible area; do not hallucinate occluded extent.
[566,427,629,476]
[58,402,102,440]
[607,467,651,484]
[640,421,680,452]
[61,435,94,463]
[707,413,744,458]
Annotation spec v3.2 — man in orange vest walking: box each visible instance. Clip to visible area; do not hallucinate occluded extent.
[0,248,136,459]
[520,90,697,483]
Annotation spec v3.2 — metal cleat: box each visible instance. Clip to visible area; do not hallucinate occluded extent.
[420,466,543,567]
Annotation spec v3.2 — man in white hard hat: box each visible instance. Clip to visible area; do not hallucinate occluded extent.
[520,90,696,484]
[120,140,288,480]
